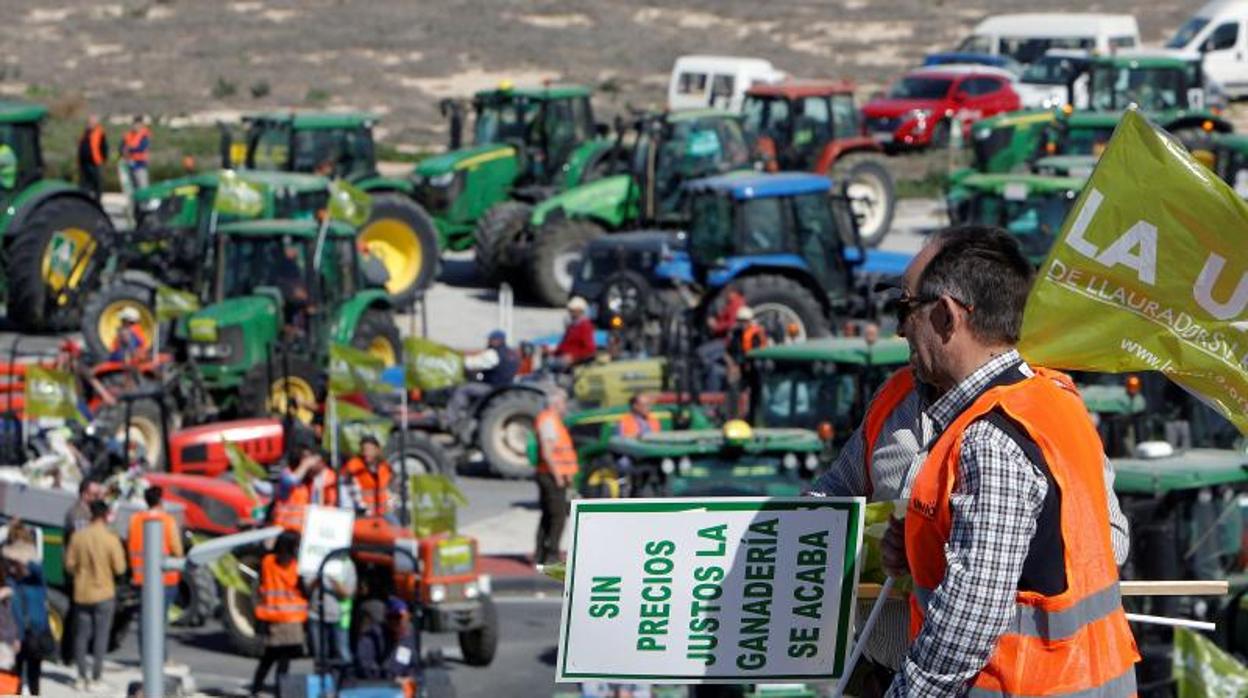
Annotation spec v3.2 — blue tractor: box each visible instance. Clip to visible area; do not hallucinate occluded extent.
[571,171,911,353]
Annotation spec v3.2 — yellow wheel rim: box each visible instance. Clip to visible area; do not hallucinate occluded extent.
[119,415,162,468]
[267,376,318,425]
[368,336,398,366]
[359,218,422,296]
[48,603,64,642]
[98,300,156,353]
[586,469,621,499]
[41,227,97,301]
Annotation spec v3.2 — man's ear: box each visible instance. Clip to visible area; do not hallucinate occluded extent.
[932,296,959,340]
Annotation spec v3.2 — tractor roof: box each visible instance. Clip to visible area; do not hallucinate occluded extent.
[749,336,910,366]
[686,171,831,200]
[244,111,379,129]
[667,108,737,124]
[477,84,591,100]
[974,109,1055,132]
[746,79,857,99]
[135,169,329,199]
[1063,111,1122,128]
[0,101,48,124]
[217,218,355,239]
[1112,449,1248,495]
[959,172,1086,195]
[609,428,822,457]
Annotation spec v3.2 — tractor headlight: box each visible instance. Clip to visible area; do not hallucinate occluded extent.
[428,171,456,187]
[463,581,480,599]
[428,584,448,604]
[804,454,819,471]
[660,458,675,474]
[678,456,692,474]
[783,453,799,470]
[188,341,233,360]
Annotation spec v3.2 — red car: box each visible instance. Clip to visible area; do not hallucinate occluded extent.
[863,66,1020,149]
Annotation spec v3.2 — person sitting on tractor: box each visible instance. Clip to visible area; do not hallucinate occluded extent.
[108,308,149,363]
[616,393,661,439]
[354,597,419,685]
[274,242,312,336]
[698,289,747,391]
[445,330,520,434]
[344,435,395,522]
[273,446,338,530]
[547,296,596,371]
[56,340,116,418]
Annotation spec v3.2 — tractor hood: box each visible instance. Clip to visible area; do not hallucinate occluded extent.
[531,174,634,227]
[609,427,822,457]
[414,143,515,178]
[181,294,281,373]
[1112,449,1248,496]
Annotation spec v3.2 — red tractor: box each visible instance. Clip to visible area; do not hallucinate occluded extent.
[742,79,897,246]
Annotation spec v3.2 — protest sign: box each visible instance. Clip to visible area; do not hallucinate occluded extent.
[297,505,355,576]
[23,366,80,421]
[1020,110,1248,434]
[556,497,864,684]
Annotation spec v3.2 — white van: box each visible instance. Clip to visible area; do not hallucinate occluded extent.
[958,14,1140,65]
[1167,0,1248,97]
[667,56,786,113]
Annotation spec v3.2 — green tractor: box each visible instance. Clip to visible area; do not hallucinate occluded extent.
[945,171,1086,264]
[414,83,614,281]
[224,111,439,302]
[176,218,400,422]
[501,109,755,306]
[80,169,333,356]
[0,101,115,331]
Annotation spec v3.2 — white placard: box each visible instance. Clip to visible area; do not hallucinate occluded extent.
[555,497,865,684]
[297,505,355,576]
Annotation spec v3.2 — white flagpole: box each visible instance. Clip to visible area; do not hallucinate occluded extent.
[833,575,895,698]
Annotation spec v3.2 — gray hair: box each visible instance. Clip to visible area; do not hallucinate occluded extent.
[918,225,1035,345]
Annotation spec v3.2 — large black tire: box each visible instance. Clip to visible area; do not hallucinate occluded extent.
[476,389,545,478]
[526,219,604,307]
[734,275,831,341]
[458,595,499,667]
[80,281,158,358]
[238,354,326,426]
[47,587,70,664]
[175,563,220,627]
[7,195,113,331]
[220,579,264,658]
[357,193,440,305]
[96,396,179,469]
[831,153,896,247]
[474,201,532,285]
[350,309,402,368]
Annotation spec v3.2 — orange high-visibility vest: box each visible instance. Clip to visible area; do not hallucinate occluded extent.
[0,671,17,695]
[255,554,307,624]
[617,412,661,438]
[127,509,180,587]
[739,323,767,354]
[123,126,150,163]
[86,125,106,166]
[345,457,392,516]
[535,408,578,477]
[906,368,1139,697]
[274,469,338,530]
[861,367,915,499]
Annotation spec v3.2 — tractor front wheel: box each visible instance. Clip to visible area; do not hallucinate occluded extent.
[458,595,499,666]
[220,579,264,658]
[474,201,532,285]
[350,310,402,368]
[526,219,603,307]
[357,194,440,305]
[830,154,896,247]
[80,281,157,358]
[7,195,113,331]
[733,275,831,342]
[477,389,545,478]
[96,396,179,469]
[238,354,325,426]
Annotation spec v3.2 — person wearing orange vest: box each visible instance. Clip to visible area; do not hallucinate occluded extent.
[121,115,151,190]
[250,531,307,696]
[274,446,338,531]
[344,435,394,520]
[724,306,767,417]
[534,390,577,565]
[128,486,184,659]
[108,307,150,363]
[76,115,108,199]
[615,393,661,439]
[872,226,1137,697]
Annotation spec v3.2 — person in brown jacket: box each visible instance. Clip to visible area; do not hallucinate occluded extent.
[64,500,125,692]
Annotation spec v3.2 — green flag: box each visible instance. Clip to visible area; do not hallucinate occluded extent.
[1020,110,1248,435]
[322,398,393,454]
[213,170,265,218]
[224,441,266,503]
[155,285,200,321]
[328,179,373,226]
[24,366,80,421]
[1173,627,1248,697]
[403,337,465,391]
[410,473,468,537]
[328,343,386,395]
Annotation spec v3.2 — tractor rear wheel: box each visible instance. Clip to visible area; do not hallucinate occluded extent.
[7,195,113,331]
[357,194,440,305]
[830,153,896,247]
[174,563,220,627]
[47,587,70,662]
[527,219,603,307]
[239,354,325,426]
[221,578,264,658]
[477,389,545,478]
[350,310,402,368]
[474,201,532,285]
[81,281,157,358]
[733,275,830,341]
[386,430,455,507]
[96,396,178,469]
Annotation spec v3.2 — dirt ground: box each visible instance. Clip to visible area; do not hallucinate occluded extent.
[0,0,1198,146]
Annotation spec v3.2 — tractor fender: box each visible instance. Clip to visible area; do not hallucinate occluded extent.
[331,290,393,345]
[814,138,883,174]
[354,176,414,196]
[1165,113,1233,134]
[0,180,111,240]
[562,139,614,188]
[530,174,634,228]
[472,384,546,419]
[115,269,164,291]
[706,259,832,314]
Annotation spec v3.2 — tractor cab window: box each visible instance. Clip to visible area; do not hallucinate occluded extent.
[651,119,749,217]
[791,192,849,294]
[1055,126,1115,157]
[1090,66,1189,111]
[738,197,785,254]
[290,128,375,179]
[248,123,292,171]
[794,97,831,153]
[688,193,734,263]
[321,238,358,305]
[968,193,1073,262]
[539,98,593,173]
[756,363,853,431]
[473,98,537,146]
[830,94,860,140]
[220,236,312,306]
[0,122,41,190]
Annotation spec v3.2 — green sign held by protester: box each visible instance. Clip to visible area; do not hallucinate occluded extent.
[214,169,265,218]
[328,179,373,226]
[24,366,80,421]
[322,398,392,454]
[1021,110,1248,435]
[155,284,201,321]
[403,337,465,391]
[328,343,387,395]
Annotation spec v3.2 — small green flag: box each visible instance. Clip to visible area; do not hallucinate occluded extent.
[323,398,393,454]
[328,343,387,395]
[155,285,200,321]
[403,337,465,391]
[410,473,468,537]
[224,441,267,503]
[213,170,266,218]
[24,366,80,421]
[328,179,373,227]
[1173,626,1248,697]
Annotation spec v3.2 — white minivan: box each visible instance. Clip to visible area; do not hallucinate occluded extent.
[1167,0,1248,97]
[958,14,1140,65]
[667,55,786,113]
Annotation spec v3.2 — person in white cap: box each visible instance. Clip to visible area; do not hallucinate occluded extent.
[107,307,149,363]
[548,296,596,370]
[724,305,767,416]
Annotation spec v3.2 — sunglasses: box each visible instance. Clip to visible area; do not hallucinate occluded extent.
[894,292,972,324]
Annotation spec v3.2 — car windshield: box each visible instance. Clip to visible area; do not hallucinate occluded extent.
[1022,56,1083,85]
[473,98,537,145]
[968,192,1073,262]
[1167,17,1210,49]
[220,236,311,300]
[887,77,953,100]
[1090,65,1192,111]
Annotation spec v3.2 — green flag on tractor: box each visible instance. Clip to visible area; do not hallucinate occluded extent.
[410,473,469,537]
[1173,627,1248,697]
[213,170,265,218]
[403,337,465,391]
[155,284,200,321]
[328,179,373,226]
[323,398,393,454]
[1019,110,1248,435]
[24,366,80,421]
[328,343,386,395]
[224,441,267,504]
